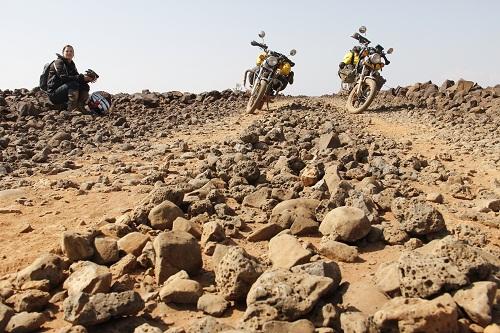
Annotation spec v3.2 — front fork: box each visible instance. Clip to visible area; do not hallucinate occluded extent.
[356,67,367,95]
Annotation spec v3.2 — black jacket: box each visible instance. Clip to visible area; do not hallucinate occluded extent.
[47,54,85,93]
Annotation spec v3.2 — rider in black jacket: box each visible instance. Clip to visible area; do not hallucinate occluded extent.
[46,45,96,111]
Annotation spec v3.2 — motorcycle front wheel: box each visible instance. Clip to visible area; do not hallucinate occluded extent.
[346,78,377,114]
[246,80,268,114]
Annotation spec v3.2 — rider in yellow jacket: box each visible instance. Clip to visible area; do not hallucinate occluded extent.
[339,46,361,69]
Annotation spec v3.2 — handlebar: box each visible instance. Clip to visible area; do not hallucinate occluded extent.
[250,42,295,67]
[251,40,267,49]
[351,33,371,45]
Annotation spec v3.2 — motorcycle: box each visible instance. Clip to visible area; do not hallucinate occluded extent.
[243,31,296,114]
[343,26,393,114]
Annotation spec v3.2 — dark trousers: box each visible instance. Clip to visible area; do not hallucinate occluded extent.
[49,81,90,105]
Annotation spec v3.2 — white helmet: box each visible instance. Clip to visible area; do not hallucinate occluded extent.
[88,91,112,113]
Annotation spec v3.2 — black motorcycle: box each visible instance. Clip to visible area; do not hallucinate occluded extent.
[243,31,296,114]
[344,26,393,114]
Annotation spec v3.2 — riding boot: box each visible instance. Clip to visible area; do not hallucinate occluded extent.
[67,90,80,111]
[78,90,89,113]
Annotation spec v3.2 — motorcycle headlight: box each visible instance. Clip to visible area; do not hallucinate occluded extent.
[369,53,382,64]
[266,56,278,67]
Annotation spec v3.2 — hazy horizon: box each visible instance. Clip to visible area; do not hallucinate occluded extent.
[1,0,499,95]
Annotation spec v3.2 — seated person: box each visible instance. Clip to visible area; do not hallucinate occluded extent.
[46,45,97,111]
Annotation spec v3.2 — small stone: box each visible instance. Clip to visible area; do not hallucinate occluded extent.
[117,232,150,256]
[197,294,229,317]
[5,311,46,333]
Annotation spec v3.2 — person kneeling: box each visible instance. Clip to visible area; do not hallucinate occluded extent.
[46,45,97,112]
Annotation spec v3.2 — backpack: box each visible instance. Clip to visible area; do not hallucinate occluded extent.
[39,60,55,92]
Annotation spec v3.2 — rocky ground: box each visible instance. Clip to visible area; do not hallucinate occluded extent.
[0,79,499,333]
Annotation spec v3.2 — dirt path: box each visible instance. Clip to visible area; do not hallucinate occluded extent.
[1,97,498,331]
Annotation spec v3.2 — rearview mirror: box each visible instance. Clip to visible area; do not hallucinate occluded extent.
[258,31,266,38]
[387,48,394,54]
[359,26,367,34]
[289,49,297,56]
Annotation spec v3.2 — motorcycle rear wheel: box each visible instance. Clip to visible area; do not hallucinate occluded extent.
[346,78,377,114]
[246,80,268,114]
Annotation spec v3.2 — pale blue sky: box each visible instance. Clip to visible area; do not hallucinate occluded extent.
[0,0,498,95]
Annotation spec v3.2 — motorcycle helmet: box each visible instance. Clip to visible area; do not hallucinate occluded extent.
[88,91,112,114]
[352,46,362,53]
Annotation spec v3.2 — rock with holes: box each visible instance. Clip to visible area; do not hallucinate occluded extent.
[372,293,459,333]
[63,291,144,326]
[241,268,334,331]
[215,247,264,301]
[391,198,446,236]
[398,251,469,298]
[431,237,494,281]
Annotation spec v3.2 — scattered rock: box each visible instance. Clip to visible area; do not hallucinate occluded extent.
[63,291,144,326]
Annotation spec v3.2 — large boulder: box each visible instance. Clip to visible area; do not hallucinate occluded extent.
[153,231,202,284]
[398,251,468,298]
[215,247,264,301]
[372,293,459,333]
[61,232,95,261]
[269,198,319,230]
[5,311,47,333]
[16,254,66,287]
[148,200,184,230]
[241,268,335,331]
[5,290,51,312]
[159,277,202,304]
[268,234,312,269]
[63,291,144,326]
[117,232,150,256]
[63,262,112,296]
[319,206,371,242]
[93,237,119,264]
[391,198,446,236]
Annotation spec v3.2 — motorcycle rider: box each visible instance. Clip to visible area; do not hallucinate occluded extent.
[338,46,361,82]
[46,45,96,111]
